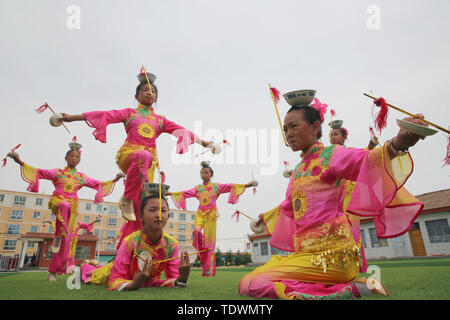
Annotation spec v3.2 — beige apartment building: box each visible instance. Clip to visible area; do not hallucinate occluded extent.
[0,189,196,266]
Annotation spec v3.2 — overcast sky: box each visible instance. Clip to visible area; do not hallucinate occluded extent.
[1,0,449,252]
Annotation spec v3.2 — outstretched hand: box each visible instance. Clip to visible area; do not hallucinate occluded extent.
[393,114,428,150]
[177,250,191,283]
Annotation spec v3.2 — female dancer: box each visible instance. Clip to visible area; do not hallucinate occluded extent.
[80,190,191,291]
[58,73,215,248]
[239,100,426,299]
[168,161,258,277]
[8,143,122,281]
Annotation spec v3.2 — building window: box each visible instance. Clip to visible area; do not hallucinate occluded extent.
[84,216,90,223]
[10,210,24,220]
[191,214,196,220]
[86,203,91,211]
[75,246,91,260]
[179,213,186,221]
[13,195,26,206]
[169,212,175,219]
[360,229,367,248]
[369,228,388,248]
[27,241,36,248]
[108,218,117,227]
[33,211,41,219]
[105,243,115,251]
[425,219,450,243]
[3,239,18,251]
[260,242,269,256]
[179,223,186,231]
[0,194,4,202]
[7,224,20,234]
[94,229,100,237]
[191,224,195,230]
[0,208,2,216]
[179,234,186,242]
[109,206,118,215]
[169,223,173,229]
[96,205,103,213]
[106,230,116,239]
[50,213,56,220]
[48,227,54,234]
[30,225,38,233]
[35,198,43,206]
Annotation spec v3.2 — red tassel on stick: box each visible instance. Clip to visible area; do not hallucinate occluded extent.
[373,97,389,134]
[232,210,240,223]
[270,87,281,103]
[330,109,336,117]
[2,158,6,167]
[444,134,450,167]
[223,139,231,146]
[35,103,49,114]
[369,126,376,138]
[139,66,146,77]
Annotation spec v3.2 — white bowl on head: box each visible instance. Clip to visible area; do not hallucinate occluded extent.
[137,72,156,84]
[143,183,171,194]
[329,120,343,129]
[283,89,316,106]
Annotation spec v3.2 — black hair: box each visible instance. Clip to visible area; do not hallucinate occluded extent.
[135,81,158,101]
[140,194,169,217]
[201,165,214,176]
[65,149,80,158]
[287,105,322,139]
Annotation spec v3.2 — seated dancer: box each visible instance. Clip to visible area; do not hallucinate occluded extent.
[167,161,258,277]
[239,95,426,299]
[80,187,191,291]
[8,142,122,281]
[329,119,380,273]
[59,72,215,249]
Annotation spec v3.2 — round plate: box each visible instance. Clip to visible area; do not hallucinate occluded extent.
[179,245,197,264]
[137,72,156,84]
[250,220,266,234]
[49,114,63,127]
[329,120,343,129]
[137,250,152,271]
[211,143,222,154]
[396,119,438,136]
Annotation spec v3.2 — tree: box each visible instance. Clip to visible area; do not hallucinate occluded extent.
[225,250,233,266]
[234,249,244,266]
[215,248,224,266]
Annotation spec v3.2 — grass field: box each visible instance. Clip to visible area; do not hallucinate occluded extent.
[1,258,449,300]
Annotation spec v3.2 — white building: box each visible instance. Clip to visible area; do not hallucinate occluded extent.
[248,189,450,264]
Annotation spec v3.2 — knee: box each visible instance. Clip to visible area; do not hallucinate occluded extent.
[130,150,153,164]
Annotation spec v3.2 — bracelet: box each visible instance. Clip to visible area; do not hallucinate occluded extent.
[389,140,408,156]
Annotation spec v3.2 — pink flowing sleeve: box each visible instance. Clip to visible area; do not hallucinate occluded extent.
[263,176,296,252]
[217,183,247,204]
[77,221,96,234]
[329,143,423,239]
[108,241,133,290]
[170,187,198,210]
[83,175,115,204]
[151,245,180,288]
[83,109,130,143]
[162,117,200,154]
[20,163,57,193]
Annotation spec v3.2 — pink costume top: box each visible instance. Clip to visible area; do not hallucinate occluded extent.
[108,230,180,291]
[19,163,115,204]
[82,104,199,154]
[171,182,247,212]
[262,142,423,271]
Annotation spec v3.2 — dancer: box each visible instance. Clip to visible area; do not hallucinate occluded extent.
[329,119,379,273]
[168,161,258,277]
[8,143,122,281]
[239,96,426,299]
[80,189,191,291]
[59,72,216,248]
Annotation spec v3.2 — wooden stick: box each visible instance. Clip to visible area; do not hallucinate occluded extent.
[235,210,254,221]
[363,93,450,134]
[269,84,289,147]
[155,248,211,265]
[45,102,71,134]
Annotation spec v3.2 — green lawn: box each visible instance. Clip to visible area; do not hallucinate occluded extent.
[1,258,449,300]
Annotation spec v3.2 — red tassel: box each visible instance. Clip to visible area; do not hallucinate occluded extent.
[369,126,376,138]
[253,187,257,195]
[11,144,21,152]
[160,171,166,184]
[330,109,336,117]
[72,136,77,142]
[232,210,240,223]
[35,103,48,114]
[139,66,146,76]
[373,97,389,134]
[223,139,231,146]
[270,87,281,103]
[2,158,7,167]
[444,134,450,167]
[283,161,289,166]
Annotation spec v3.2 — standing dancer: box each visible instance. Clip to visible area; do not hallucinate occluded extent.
[168,162,258,277]
[58,72,216,248]
[239,94,426,299]
[8,143,122,281]
[328,120,380,274]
